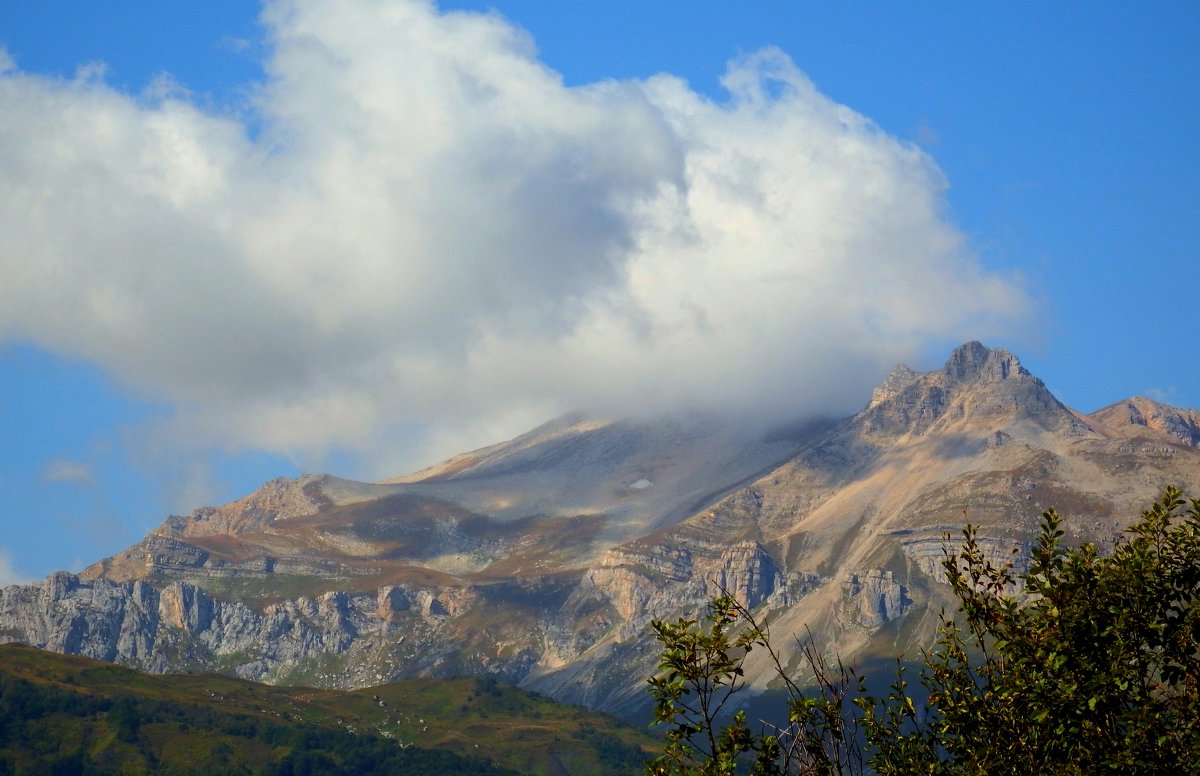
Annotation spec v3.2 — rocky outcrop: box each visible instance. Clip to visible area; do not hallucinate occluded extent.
[0,573,159,665]
[899,534,1032,585]
[0,572,514,686]
[868,365,921,409]
[159,476,331,538]
[577,538,799,641]
[858,341,1088,437]
[842,570,909,628]
[375,586,412,623]
[1091,396,1200,447]
[158,582,214,632]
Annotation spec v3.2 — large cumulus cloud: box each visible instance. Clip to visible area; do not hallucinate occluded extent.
[0,0,1030,477]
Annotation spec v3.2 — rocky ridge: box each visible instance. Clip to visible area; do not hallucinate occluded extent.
[2,342,1198,716]
[1091,395,1200,447]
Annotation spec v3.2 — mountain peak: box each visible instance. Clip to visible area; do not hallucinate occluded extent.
[858,342,1082,437]
[941,341,1027,385]
[14,341,1200,720]
[868,365,921,409]
[1090,396,1200,447]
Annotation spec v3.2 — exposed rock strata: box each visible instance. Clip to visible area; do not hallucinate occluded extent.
[842,569,909,628]
[5,342,1199,717]
[1090,396,1200,447]
[0,572,509,685]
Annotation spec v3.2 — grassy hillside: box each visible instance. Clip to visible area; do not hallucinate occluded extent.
[0,643,656,775]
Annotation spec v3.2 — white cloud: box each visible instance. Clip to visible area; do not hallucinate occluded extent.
[0,0,1032,478]
[0,549,28,587]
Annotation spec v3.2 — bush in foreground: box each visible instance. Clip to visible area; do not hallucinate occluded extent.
[647,487,1200,775]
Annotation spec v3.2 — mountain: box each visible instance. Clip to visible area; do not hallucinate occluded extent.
[1089,395,1200,447]
[0,642,654,775]
[83,410,819,589]
[2,342,1197,717]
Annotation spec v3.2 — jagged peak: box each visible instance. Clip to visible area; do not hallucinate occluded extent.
[858,342,1081,437]
[940,341,1029,385]
[944,340,991,376]
[867,343,1034,414]
[868,364,921,409]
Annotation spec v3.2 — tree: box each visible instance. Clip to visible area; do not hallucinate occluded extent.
[647,487,1200,774]
[107,695,141,743]
[647,597,862,776]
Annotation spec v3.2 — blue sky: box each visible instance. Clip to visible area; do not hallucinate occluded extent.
[0,1,1196,583]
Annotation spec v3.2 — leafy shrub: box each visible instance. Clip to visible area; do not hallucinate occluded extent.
[647,487,1200,775]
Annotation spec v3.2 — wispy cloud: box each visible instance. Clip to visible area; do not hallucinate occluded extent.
[40,459,97,486]
[0,0,1033,477]
[1143,387,1181,405]
[0,548,28,586]
[219,36,254,54]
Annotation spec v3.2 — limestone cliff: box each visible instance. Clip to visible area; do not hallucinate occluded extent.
[0,571,531,687]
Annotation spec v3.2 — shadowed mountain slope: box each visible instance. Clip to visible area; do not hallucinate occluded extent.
[0,642,655,775]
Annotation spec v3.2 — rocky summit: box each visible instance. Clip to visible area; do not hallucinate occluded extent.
[2,342,1197,716]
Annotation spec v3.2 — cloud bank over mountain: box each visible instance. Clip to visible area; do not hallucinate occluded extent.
[0,0,1030,475]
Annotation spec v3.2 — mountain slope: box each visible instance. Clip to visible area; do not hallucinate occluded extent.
[83,412,823,589]
[0,642,654,775]
[2,342,1197,717]
[524,343,1200,708]
[1089,395,1200,447]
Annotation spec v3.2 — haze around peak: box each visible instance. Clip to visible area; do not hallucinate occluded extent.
[0,0,1032,480]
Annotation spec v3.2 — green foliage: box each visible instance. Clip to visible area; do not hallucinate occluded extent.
[474,673,503,697]
[0,666,518,775]
[864,485,1200,775]
[0,644,655,775]
[107,695,140,743]
[647,597,861,775]
[647,597,760,774]
[648,487,1200,775]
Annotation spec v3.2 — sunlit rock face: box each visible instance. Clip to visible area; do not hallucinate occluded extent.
[3,343,1198,716]
[1091,396,1200,447]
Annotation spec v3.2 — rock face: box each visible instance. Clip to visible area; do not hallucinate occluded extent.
[1091,396,1200,447]
[0,573,159,663]
[842,570,909,629]
[858,342,1085,437]
[578,535,791,633]
[899,535,1032,587]
[0,572,503,687]
[4,342,1199,717]
[163,477,331,537]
